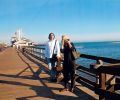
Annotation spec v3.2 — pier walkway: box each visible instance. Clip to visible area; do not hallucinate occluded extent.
[0,47,98,100]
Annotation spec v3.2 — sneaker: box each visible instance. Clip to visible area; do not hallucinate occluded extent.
[69,88,74,92]
[59,88,69,92]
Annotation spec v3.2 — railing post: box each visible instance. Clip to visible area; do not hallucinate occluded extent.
[99,73,106,100]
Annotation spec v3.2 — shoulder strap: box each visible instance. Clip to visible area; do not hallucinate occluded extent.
[71,42,76,51]
[52,40,57,55]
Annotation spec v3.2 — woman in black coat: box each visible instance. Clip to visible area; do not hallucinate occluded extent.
[60,35,76,92]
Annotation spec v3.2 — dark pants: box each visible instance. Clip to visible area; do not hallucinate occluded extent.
[63,66,75,89]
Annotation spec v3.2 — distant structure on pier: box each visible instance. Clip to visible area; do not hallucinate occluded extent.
[11,29,33,49]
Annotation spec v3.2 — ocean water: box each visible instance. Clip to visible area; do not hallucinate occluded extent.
[74,41,120,68]
[38,41,120,68]
[74,41,120,81]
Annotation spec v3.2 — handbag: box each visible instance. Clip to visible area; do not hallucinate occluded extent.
[57,72,64,83]
[51,40,57,61]
[72,49,80,60]
[56,66,63,71]
[56,61,63,71]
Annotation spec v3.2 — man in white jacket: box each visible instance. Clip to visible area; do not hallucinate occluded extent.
[45,32,60,82]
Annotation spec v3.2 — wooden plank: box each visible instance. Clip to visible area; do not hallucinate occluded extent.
[80,54,120,63]
[96,64,120,75]
[76,75,97,91]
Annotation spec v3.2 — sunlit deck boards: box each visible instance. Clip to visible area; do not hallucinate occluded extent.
[0,47,98,100]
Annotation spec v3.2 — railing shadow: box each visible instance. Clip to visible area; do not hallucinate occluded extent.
[16,50,39,78]
[14,50,97,99]
[0,73,97,100]
[0,48,98,99]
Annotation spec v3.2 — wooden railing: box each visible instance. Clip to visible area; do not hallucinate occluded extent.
[91,63,120,100]
[22,46,120,99]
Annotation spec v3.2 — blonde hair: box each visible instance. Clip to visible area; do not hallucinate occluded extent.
[62,35,70,41]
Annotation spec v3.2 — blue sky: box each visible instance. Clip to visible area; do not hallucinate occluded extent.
[0,0,120,43]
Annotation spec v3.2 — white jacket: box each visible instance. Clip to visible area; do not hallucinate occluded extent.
[45,39,60,58]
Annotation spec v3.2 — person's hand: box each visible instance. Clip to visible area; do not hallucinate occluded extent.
[67,40,72,48]
[57,56,61,61]
[61,40,64,49]
[67,40,71,44]
[61,40,64,45]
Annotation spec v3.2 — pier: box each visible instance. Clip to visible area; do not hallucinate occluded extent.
[0,47,98,100]
[0,46,120,100]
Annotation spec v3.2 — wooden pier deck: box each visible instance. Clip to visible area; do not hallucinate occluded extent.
[0,47,98,100]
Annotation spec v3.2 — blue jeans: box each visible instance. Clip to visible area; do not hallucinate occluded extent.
[47,58,56,79]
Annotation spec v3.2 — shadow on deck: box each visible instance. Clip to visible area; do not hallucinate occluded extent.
[0,48,97,100]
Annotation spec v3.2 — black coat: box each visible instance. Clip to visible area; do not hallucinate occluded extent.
[61,42,76,69]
